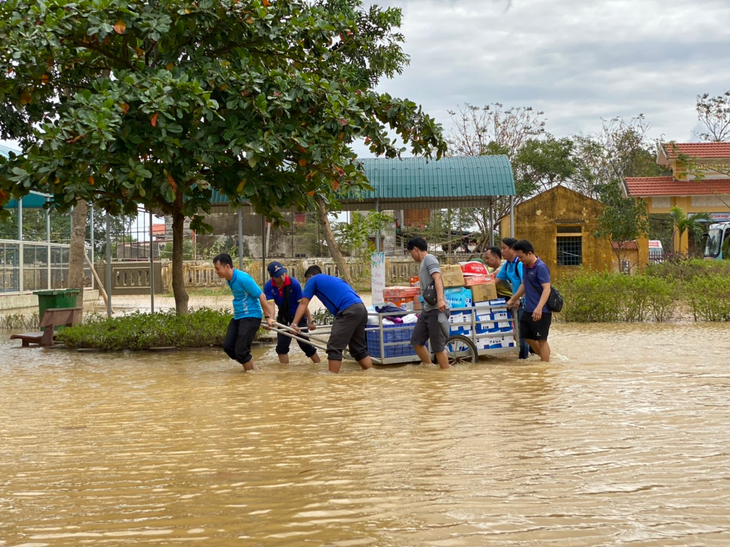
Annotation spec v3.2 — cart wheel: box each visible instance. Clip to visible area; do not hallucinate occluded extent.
[445,334,478,364]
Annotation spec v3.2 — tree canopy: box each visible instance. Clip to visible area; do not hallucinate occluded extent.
[0,0,446,312]
[0,0,445,218]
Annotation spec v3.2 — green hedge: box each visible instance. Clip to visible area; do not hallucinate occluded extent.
[558,260,730,322]
[57,308,235,351]
[558,271,677,323]
[684,275,730,321]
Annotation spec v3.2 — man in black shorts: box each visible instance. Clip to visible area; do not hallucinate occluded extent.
[506,240,552,362]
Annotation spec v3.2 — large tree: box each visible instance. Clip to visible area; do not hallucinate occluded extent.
[594,181,650,271]
[696,90,730,142]
[0,0,446,313]
[447,102,575,246]
[571,115,666,200]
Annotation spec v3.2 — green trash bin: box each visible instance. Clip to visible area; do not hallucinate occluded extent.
[34,289,81,331]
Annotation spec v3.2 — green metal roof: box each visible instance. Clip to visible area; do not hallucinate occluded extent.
[210,155,514,211]
[1,144,54,209]
[346,155,514,210]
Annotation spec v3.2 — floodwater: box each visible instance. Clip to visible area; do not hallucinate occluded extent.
[1,323,730,546]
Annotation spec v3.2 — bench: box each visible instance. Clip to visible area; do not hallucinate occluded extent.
[10,307,83,347]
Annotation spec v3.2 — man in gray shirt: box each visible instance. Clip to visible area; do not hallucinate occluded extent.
[407,237,450,369]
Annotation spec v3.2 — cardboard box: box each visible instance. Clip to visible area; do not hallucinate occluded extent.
[470,282,498,302]
[464,274,495,286]
[383,286,421,299]
[444,287,472,308]
[440,264,465,288]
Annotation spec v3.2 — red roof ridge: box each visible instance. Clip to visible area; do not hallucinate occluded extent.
[660,142,730,159]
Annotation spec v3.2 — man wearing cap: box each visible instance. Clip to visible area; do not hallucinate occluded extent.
[290,265,373,374]
[264,261,321,364]
[213,252,273,371]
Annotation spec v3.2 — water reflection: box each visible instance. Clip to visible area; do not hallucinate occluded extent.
[1,322,730,545]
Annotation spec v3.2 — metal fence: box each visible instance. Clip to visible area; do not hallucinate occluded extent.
[0,240,79,293]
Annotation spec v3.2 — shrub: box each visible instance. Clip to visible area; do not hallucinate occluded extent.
[57,308,235,350]
[684,275,730,321]
[558,271,678,322]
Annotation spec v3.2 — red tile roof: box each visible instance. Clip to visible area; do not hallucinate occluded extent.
[661,142,730,159]
[152,224,166,234]
[625,176,730,196]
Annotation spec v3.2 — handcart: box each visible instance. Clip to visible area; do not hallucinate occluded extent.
[268,297,519,366]
[365,298,519,365]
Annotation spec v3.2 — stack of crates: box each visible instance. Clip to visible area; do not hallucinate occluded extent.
[473,299,516,351]
[366,322,417,359]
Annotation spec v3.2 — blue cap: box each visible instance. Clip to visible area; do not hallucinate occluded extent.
[267,261,287,278]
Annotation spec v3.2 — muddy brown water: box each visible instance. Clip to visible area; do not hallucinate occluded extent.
[1,322,729,546]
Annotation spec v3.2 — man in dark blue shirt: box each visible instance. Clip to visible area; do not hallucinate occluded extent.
[264,261,321,365]
[506,240,552,362]
[291,265,373,374]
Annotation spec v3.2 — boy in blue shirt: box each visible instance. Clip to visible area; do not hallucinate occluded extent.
[264,261,321,365]
[290,265,373,374]
[213,253,273,371]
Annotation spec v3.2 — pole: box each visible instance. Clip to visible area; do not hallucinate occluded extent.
[18,197,23,292]
[510,195,515,238]
[46,199,51,289]
[375,199,381,253]
[105,211,112,317]
[149,210,155,314]
[261,214,266,284]
[90,205,95,289]
[237,208,244,270]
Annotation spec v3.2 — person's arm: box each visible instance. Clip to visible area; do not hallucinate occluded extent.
[304,304,316,331]
[432,271,447,312]
[259,293,274,327]
[507,282,525,309]
[533,282,550,321]
[290,298,311,332]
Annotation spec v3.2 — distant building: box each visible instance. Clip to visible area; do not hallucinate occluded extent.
[499,185,614,280]
[625,142,730,261]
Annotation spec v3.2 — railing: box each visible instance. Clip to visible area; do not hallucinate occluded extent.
[0,239,81,293]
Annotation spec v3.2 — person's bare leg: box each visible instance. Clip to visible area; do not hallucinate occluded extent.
[358,356,373,370]
[242,360,254,372]
[526,339,540,357]
[414,344,433,365]
[310,353,321,364]
[434,350,450,369]
[278,354,289,364]
[328,359,342,373]
[537,340,550,362]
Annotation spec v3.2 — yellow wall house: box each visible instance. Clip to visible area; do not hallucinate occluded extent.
[498,185,613,281]
[625,142,730,264]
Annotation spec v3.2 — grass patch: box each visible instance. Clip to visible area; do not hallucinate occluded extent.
[55,307,261,351]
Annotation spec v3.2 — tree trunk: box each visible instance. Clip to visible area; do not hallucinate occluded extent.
[68,200,88,303]
[315,196,352,285]
[171,196,189,315]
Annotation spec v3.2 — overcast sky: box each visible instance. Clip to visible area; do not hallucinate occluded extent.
[357,0,730,155]
[3,0,729,156]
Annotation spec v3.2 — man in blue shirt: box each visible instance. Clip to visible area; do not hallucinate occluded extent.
[264,261,321,365]
[290,265,372,374]
[506,240,552,362]
[498,237,530,359]
[213,253,273,371]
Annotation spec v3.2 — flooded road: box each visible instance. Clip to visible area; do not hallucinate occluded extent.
[1,322,730,546]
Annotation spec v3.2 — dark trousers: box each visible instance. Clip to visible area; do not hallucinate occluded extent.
[276,317,317,357]
[518,303,530,359]
[223,317,260,365]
